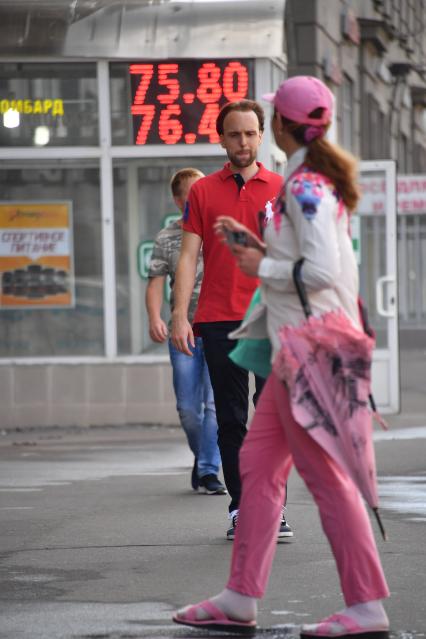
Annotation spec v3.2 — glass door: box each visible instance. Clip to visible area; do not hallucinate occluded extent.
[357,160,399,413]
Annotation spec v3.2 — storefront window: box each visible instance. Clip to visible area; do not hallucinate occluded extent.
[0,161,103,356]
[0,63,98,147]
[113,157,223,355]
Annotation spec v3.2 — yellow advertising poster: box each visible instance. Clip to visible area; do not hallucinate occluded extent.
[0,201,75,309]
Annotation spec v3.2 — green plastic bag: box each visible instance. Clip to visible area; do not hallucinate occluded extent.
[229,288,272,379]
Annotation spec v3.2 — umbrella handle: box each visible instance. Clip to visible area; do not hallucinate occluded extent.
[369,394,389,431]
[292,259,312,319]
[373,507,388,541]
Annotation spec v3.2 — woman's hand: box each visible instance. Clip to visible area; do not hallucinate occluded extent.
[232,245,264,277]
[214,215,248,236]
[214,215,266,252]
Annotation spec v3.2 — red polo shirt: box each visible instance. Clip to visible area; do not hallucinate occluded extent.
[183,162,282,323]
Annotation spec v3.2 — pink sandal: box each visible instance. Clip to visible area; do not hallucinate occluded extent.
[172,598,257,635]
[301,612,390,638]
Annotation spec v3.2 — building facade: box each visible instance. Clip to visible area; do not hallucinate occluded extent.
[0,0,425,428]
[0,0,287,427]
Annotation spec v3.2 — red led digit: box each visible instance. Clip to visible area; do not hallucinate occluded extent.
[131,104,155,144]
[157,63,180,105]
[196,63,222,104]
[130,64,154,105]
[184,133,197,144]
[158,105,183,144]
[198,103,220,143]
[222,62,249,101]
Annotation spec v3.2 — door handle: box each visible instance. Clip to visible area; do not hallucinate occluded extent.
[376,275,396,318]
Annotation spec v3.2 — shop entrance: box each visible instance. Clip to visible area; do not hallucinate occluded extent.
[357,160,399,414]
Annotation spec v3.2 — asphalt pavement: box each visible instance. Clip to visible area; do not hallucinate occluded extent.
[0,408,425,639]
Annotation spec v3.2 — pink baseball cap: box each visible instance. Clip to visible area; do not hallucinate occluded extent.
[263,76,334,126]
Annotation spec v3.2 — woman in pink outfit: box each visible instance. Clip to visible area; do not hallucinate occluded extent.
[172,76,390,639]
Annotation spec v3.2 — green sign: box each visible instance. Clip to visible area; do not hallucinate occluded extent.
[137,240,155,279]
[162,213,181,228]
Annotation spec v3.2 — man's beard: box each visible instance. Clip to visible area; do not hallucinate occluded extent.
[227,149,257,168]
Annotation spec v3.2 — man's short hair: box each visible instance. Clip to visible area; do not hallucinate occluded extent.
[216,100,265,135]
[170,167,204,197]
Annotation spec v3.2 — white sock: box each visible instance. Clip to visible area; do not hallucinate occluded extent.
[341,600,389,627]
[210,588,257,621]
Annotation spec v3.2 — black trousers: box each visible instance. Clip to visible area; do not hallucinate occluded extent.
[199,321,265,513]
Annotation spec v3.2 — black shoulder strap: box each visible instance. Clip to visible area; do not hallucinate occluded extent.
[292,258,312,319]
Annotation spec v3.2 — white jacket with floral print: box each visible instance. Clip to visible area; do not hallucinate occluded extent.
[231,147,361,361]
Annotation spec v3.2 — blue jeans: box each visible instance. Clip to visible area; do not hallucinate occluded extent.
[168,337,221,478]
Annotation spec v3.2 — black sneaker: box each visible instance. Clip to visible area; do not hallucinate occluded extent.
[191,458,199,491]
[226,509,294,541]
[278,510,293,542]
[199,474,227,495]
[226,510,239,540]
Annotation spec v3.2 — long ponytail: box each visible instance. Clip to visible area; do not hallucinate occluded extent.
[305,137,360,212]
[281,113,361,212]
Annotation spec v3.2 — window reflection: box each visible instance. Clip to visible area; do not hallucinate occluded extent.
[0,161,103,356]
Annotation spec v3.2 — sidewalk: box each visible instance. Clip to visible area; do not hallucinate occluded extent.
[392,348,426,426]
[0,420,425,638]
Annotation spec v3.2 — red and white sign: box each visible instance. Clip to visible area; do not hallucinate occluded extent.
[358,175,426,215]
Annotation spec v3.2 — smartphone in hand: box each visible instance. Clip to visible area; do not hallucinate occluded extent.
[223,228,248,247]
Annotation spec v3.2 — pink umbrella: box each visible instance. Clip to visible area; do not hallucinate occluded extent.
[273,263,388,539]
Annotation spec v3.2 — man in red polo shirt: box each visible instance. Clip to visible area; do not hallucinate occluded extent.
[171,100,293,541]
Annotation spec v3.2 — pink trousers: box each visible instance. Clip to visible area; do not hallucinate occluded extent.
[227,373,389,606]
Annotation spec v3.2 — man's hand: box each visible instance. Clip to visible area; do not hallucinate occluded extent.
[146,276,169,343]
[171,313,195,356]
[232,245,264,277]
[149,318,168,343]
